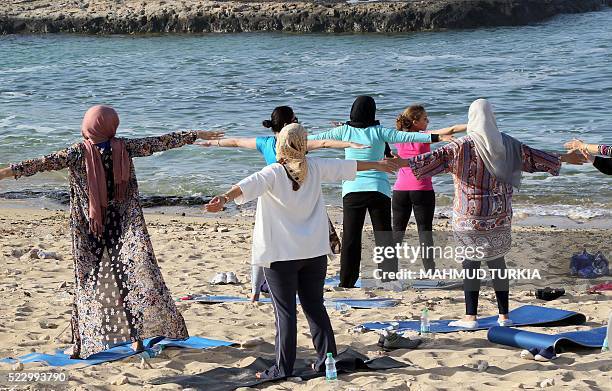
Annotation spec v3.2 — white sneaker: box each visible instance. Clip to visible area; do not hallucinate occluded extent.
[448,320,479,329]
[210,272,227,285]
[498,318,514,327]
[226,272,239,284]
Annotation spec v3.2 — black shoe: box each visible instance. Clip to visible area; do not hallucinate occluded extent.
[536,287,565,301]
[382,333,422,351]
[377,333,386,348]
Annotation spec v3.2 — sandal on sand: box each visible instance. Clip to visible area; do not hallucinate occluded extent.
[210,272,227,285]
[520,348,539,360]
[255,365,282,380]
[226,272,239,284]
[448,320,479,329]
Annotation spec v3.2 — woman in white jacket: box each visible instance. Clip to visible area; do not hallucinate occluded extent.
[205,123,398,379]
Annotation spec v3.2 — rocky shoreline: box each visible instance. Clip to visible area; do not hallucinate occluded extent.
[0,0,610,34]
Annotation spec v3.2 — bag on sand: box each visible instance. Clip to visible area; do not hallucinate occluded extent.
[570,250,609,279]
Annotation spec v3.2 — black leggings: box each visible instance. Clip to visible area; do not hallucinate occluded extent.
[263,256,336,377]
[341,191,397,287]
[463,257,509,315]
[392,190,436,271]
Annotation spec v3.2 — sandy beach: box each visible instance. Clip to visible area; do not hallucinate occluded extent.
[0,202,609,390]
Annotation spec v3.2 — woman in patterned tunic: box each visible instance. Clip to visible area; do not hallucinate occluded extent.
[0,105,223,358]
[405,99,581,328]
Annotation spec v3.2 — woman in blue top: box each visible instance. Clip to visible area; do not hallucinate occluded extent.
[199,106,367,164]
[308,96,450,288]
[199,106,367,299]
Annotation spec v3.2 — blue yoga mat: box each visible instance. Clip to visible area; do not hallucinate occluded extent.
[325,276,362,288]
[0,337,235,367]
[181,295,399,309]
[487,326,607,353]
[361,305,586,333]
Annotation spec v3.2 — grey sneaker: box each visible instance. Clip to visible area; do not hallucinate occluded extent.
[382,333,422,351]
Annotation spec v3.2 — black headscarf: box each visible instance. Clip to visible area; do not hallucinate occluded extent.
[346,96,380,128]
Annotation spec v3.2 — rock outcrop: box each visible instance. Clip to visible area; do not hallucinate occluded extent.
[0,0,609,34]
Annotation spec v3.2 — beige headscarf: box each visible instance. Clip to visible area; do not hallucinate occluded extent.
[467,99,523,189]
[276,123,308,190]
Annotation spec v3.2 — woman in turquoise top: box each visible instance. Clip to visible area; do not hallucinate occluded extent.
[199,106,367,299]
[308,96,450,288]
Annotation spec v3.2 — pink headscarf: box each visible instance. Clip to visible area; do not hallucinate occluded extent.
[81,105,130,237]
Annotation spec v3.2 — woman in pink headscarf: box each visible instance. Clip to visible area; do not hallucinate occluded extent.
[0,105,223,358]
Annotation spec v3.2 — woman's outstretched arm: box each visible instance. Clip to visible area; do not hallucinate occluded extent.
[521,145,562,174]
[405,141,459,179]
[565,139,611,157]
[127,130,224,158]
[196,138,258,149]
[1,146,77,180]
[427,124,467,135]
[307,140,369,151]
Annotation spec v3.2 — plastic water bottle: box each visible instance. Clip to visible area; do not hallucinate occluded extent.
[325,352,337,382]
[420,308,431,335]
[141,344,164,360]
[335,302,351,313]
[603,311,612,353]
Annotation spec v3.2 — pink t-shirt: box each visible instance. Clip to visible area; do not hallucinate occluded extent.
[393,139,434,191]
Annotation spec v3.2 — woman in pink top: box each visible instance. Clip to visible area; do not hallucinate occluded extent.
[391,105,466,271]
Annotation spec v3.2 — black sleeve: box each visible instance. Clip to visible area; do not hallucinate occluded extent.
[593,156,612,175]
[430,134,440,143]
[384,142,393,158]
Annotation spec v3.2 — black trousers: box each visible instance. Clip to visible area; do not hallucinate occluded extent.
[462,257,509,315]
[392,190,436,271]
[263,255,336,377]
[341,191,398,288]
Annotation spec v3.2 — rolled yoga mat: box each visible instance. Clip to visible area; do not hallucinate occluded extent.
[360,305,586,333]
[487,326,607,353]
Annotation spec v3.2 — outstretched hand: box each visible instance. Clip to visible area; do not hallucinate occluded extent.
[560,150,588,165]
[381,156,406,172]
[196,130,225,140]
[439,134,455,142]
[0,167,13,181]
[564,139,584,151]
[205,196,226,213]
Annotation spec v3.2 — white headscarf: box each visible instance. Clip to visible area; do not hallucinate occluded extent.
[467,99,523,189]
